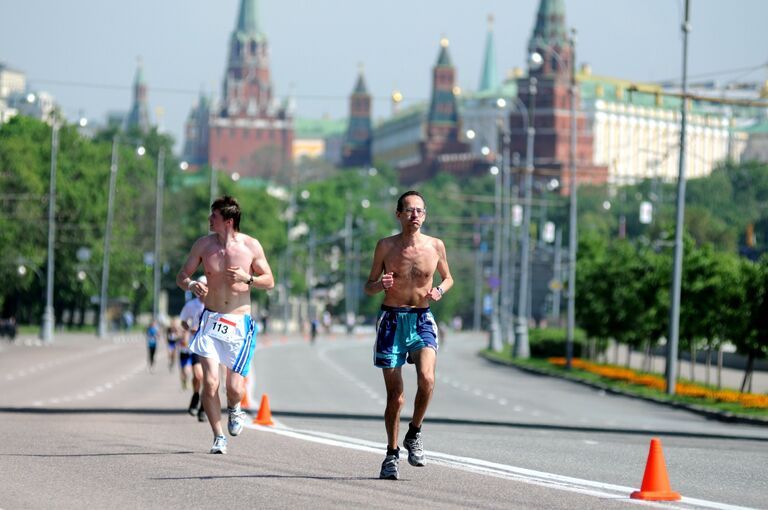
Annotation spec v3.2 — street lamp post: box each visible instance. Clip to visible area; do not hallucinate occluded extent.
[283,189,297,335]
[497,104,516,350]
[667,0,692,395]
[152,148,166,320]
[489,163,502,351]
[43,120,59,343]
[343,206,355,334]
[529,31,579,368]
[515,77,537,358]
[566,29,578,369]
[98,136,119,338]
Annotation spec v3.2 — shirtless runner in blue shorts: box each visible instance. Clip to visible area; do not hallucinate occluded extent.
[364,190,453,480]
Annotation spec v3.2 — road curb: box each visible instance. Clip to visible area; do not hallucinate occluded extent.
[479,351,768,428]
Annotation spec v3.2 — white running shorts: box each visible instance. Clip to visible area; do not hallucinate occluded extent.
[189,309,257,376]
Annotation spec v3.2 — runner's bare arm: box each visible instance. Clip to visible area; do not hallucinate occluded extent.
[248,239,275,290]
[428,238,453,301]
[176,238,206,295]
[364,239,392,295]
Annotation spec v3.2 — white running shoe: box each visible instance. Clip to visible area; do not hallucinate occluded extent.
[228,406,246,436]
[210,435,227,454]
[403,432,425,466]
[379,451,400,480]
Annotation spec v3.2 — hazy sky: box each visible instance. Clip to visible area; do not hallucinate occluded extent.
[2,0,766,152]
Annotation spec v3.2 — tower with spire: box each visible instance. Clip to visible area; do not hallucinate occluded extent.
[510,0,606,194]
[341,66,372,168]
[399,37,474,183]
[182,90,211,167]
[187,0,293,180]
[478,15,498,94]
[125,58,151,133]
[424,37,462,149]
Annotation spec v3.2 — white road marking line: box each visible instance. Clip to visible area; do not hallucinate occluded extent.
[316,344,385,404]
[5,337,141,382]
[245,423,755,510]
[33,362,145,406]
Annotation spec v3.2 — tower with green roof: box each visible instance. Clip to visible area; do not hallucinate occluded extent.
[341,67,372,168]
[426,37,460,137]
[399,37,473,183]
[528,0,571,75]
[510,0,607,194]
[200,0,293,181]
[478,15,498,94]
[222,0,271,117]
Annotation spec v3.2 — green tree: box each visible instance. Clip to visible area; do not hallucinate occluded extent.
[733,255,768,392]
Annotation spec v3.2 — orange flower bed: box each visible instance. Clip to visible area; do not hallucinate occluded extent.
[547,357,768,409]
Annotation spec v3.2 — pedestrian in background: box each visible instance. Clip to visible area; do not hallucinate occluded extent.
[146,320,160,372]
[180,275,207,421]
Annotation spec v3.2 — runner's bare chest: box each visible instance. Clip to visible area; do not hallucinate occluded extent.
[202,237,252,274]
[385,243,438,285]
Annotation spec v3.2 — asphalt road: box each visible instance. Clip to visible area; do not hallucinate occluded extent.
[1,330,766,509]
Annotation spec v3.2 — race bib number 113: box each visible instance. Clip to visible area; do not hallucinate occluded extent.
[207,316,239,342]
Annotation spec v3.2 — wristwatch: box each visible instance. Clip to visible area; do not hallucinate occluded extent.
[247,275,254,286]
[436,286,444,296]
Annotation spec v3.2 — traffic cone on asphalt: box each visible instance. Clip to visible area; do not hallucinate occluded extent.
[630,438,681,501]
[239,376,251,410]
[253,394,274,426]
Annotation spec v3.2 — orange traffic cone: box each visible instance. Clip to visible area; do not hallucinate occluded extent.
[630,438,681,501]
[239,376,251,410]
[252,393,274,426]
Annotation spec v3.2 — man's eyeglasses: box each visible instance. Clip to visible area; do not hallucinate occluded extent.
[402,207,426,216]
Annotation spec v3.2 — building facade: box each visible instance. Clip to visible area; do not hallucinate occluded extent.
[371,0,762,191]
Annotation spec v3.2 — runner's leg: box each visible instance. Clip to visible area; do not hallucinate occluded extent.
[200,356,223,437]
[382,367,405,450]
[409,347,436,428]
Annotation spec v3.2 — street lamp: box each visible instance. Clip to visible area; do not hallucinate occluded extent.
[515,76,537,358]
[529,28,578,368]
[43,119,59,343]
[17,260,46,329]
[565,30,578,370]
[99,136,119,338]
[488,163,502,351]
[667,0,692,395]
[152,148,166,321]
[497,101,516,350]
[499,97,534,351]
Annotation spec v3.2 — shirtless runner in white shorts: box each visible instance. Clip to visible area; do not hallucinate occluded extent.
[176,195,275,454]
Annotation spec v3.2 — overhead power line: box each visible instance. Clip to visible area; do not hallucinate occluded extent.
[653,61,768,88]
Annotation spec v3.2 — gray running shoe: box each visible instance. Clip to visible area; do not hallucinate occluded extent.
[210,435,227,454]
[228,407,246,436]
[379,452,400,480]
[197,408,206,422]
[403,432,425,466]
